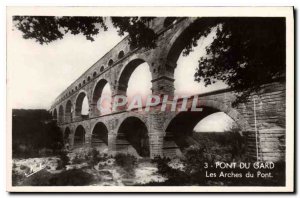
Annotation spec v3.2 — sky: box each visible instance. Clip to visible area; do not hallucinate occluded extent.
[8,19,125,110]
[8,18,233,132]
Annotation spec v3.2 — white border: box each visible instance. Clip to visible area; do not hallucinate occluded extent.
[6,6,294,192]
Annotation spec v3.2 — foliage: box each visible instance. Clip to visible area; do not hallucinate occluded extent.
[191,126,247,161]
[152,156,191,186]
[111,17,156,49]
[151,148,286,186]
[224,126,247,161]
[12,169,25,186]
[13,16,156,49]
[12,109,64,158]
[21,169,94,186]
[85,148,110,167]
[71,154,86,165]
[190,18,286,103]
[85,148,100,167]
[56,150,70,170]
[183,147,209,176]
[13,16,107,44]
[19,164,30,172]
[114,153,137,175]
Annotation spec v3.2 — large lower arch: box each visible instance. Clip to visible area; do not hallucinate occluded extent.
[65,100,73,122]
[75,91,89,119]
[164,107,220,151]
[74,125,86,148]
[91,122,108,150]
[116,116,150,157]
[162,99,249,158]
[92,79,111,116]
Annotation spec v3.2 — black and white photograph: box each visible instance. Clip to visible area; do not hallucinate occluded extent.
[6,7,294,192]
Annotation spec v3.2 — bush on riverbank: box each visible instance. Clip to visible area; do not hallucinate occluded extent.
[21,168,95,186]
[12,109,63,158]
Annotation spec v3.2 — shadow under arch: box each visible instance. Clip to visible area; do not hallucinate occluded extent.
[116,116,150,158]
[75,90,89,118]
[74,125,86,148]
[92,78,112,116]
[91,122,108,151]
[163,95,250,133]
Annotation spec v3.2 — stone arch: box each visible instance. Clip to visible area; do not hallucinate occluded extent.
[163,98,249,133]
[74,125,86,148]
[93,71,97,78]
[100,66,104,72]
[116,116,150,157]
[118,50,125,59]
[92,78,112,116]
[162,98,250,157]
[75,91,89,117]
[91,122,108,150]
[117,58,151,95]
[65,100,73,122]
[108,59,114,66]
[58,105,64,123]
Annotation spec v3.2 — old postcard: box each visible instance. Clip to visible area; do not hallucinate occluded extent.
[6,7,294,192]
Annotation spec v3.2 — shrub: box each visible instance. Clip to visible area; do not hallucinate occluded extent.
[56,150,70,170]
[183,146,208,175]
[19,165,30,173]
[224,125,247,161]
[86,148,101,167]
[12,170,25,186]
[115,153,137,175]
[12,109,63,158]
[21,169,94,186]
[152,156,191,185]
[49,169,94,186]
[12,163,17,169]
[72,154,85,164]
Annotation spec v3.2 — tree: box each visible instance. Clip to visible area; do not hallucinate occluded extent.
[13,16,156,48]
[12,16,285,103]
[187,18,286,103]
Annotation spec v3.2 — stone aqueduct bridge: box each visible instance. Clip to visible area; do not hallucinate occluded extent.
[49,17,286,162]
